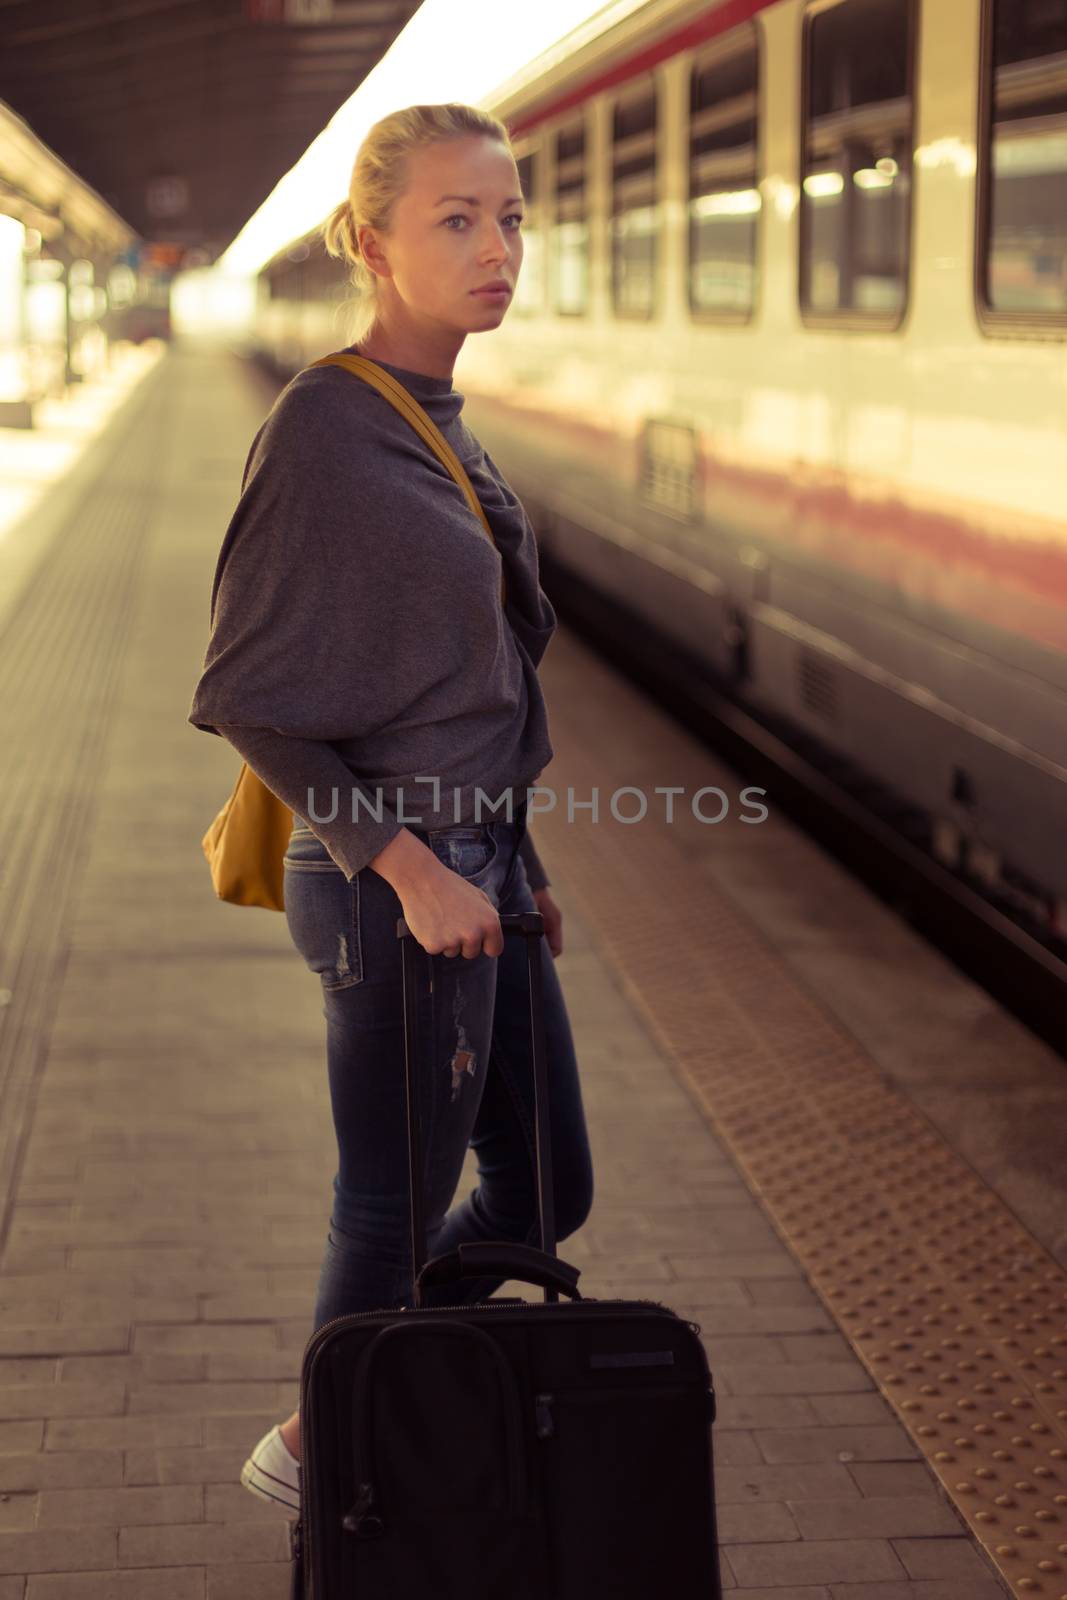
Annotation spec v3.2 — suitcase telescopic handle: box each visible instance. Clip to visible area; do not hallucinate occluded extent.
[415,1240,582,1301]
[395,912,575,1307]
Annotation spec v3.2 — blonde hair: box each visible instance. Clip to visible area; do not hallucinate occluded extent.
[322,102,514,346]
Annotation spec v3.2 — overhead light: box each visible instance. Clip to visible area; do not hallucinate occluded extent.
[690,188,761,218]
[217,0,650,277]
[802,171,845,199]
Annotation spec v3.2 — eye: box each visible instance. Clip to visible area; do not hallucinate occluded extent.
[443,213,525,230]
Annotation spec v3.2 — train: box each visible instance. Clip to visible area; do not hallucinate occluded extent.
[249,0,1067,948]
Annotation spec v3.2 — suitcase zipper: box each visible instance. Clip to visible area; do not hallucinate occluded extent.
[534,1393,555,1438]
[533,1381,717,1441]
[342,1478,382,1539]
[342,1317,528,1539]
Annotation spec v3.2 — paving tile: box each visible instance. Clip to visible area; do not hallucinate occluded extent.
[0,1422,43,1453]
[58,1300,194,1324]
[810,1394,899,1426]
[0,1494,36,1532]
[575,1254,676,1281]
[36,1486,204,1528]
[0,1528,116,1574]
[206,1564,288,1598]
[756,1426,920,1464]
[712,1431,763,1467]
[730,1591,829,1600]
[0,1303,60,1328]
[65,1355,209,1385]
[0,1329,130,1359]
[727,1538,906,1587]
[661,1279,753,1307]
[776,1333,855,1364]
[716,1396,820,1430]
[0,1454,122,1492]
[717,1463,859,1504]
[691,1305,837,1337]
[206,1353,297,1383]
[8,1220,270,1251]
[130,1325,277,1354]
[66,1250,206,1276]
[846,1463,942,1499]
[595,1215,783,1251]
[266,1270,320,1298]
[690,1335,783,1365]
[199,1294,311,1322]
[0,1385,125,1420]
[716,1500,800,1543]
[205,1484,302,1524]
[744,1278,825,1306]
[1,1253,67,1276]
[117,1523,286,1565]
[275,1316,335,1355]
[668,1252,802,1280]
[892,1537,1001,1582]
[0,1358,56,1384]
[716,1363,874,1397]
[203,1415,282,1451]
[790,1495,964,1540]
[828,1584,1009,1600]
[27,1572,206,1597]
[125,1383,280,1416]
[124,1447,248,1487]
[44,1417,201,1452]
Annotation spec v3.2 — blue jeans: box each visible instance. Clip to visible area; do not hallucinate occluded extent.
[282,805,595,1334]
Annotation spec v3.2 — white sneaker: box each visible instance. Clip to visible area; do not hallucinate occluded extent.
[241,1422,301,1517]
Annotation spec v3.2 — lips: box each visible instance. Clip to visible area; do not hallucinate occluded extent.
[472,282,510,295]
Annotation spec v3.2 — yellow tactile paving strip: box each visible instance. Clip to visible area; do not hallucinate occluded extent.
[539,715,1067,1598]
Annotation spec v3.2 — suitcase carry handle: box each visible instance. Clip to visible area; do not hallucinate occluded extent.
[396,911,577,1308]
[414,1240,582,1301]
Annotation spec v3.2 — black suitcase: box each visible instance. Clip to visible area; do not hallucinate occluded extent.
[289,911,722,1598]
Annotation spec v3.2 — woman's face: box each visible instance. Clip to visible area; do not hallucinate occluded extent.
[364,134,525,335]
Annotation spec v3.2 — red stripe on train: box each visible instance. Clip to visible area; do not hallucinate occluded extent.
[507,0,781,138]
[470,389,1067,656]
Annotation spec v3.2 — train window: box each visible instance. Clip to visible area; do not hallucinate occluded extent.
[610,77,658,318]
[552,119,588,315]
[512,148,544,317]
[688,28,761,318]
[799,0,916,323]
[978,0,1067,322]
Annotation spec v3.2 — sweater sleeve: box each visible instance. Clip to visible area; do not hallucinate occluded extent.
[214,722,405,882]
[518,830,550,892]
[187,372,419,743]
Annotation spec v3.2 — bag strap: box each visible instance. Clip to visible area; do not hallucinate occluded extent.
[309,351,506,608]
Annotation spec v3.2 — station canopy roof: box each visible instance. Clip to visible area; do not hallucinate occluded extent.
[0,0,422,264]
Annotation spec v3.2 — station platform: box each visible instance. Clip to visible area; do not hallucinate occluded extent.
[0,342,1065,1599]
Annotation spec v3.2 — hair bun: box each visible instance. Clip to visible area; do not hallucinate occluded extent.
[322,198,360,264]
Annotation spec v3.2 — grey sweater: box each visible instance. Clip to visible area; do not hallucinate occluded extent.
[188,352,556,890]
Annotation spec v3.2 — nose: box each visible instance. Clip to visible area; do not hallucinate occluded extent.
[478,219,516,260]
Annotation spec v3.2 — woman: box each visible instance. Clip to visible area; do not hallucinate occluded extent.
[187,103,595,1517]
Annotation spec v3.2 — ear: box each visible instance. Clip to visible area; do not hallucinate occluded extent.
[357,226,393,282]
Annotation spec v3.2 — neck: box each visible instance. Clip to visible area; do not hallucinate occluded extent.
[354,316,464,382]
